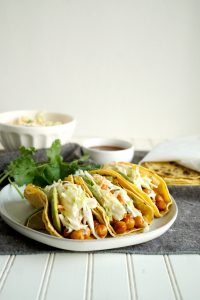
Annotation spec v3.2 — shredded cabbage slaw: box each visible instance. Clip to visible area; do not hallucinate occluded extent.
[44,180,99,238]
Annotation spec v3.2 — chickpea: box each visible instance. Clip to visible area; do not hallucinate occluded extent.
[113,221,127,234]
[155,194,167,211]
[156,200,167,211]
[123,214,135,230]
[70,229,85,240]
[134,216,144,229]
[125,218,135,230]
[95,223,108,238]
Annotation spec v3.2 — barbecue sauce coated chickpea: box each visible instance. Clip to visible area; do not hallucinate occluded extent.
[156,194,167,211]
[123,214,135,230]
[70,230,85,240]
[69,228,91,240]
[113,221,127,234]
[95,224,108,238]
[134,216,144,229]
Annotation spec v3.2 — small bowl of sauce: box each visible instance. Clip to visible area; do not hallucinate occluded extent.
[82,138,134,164]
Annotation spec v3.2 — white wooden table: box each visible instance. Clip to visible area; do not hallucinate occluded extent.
[0,138,199,300]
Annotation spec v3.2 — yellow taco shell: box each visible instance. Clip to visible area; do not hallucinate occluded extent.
[86,170,154,236]
[101,163,172,218]
[24,184,62,238]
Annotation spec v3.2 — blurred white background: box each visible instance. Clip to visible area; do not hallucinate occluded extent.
[0,0,199,139]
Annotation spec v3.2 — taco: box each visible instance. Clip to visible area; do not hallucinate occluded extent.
[24,180,108,240]
[141,161,200,186]
[24,184,62,237]
[75,170,154,236]
[102,162,172,217]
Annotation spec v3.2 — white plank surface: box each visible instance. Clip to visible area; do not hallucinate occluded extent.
[0,254,49,300]
[0,256,10,277]
[0,255,14,293]
[169,255,200,300]
[131,255,176,300]
[92,254,131,300]
[0,254,199,300]
[45,253,88,300]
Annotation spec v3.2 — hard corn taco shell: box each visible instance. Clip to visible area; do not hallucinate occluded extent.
[89,169,154,223]
[81,170,154,236]
[141,161,200,186]
[100,164,172,218]
[25,208,47,232]
[66,175,113,232]
[107,188,154,237]
[25,181,108,239]
[24,184,62,238]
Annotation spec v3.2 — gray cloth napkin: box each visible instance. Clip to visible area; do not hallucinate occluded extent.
[0,147,199,255]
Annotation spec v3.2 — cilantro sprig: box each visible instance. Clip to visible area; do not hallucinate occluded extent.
[0,140,100,187]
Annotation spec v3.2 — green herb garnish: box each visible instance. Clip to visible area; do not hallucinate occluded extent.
[0,139,100,187]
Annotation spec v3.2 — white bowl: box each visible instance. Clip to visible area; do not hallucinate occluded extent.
[0,110,76,150]
[82,138,134,164]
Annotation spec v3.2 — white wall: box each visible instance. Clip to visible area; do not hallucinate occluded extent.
[0,0,199,139]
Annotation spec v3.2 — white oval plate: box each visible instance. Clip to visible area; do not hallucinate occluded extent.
[0,184,178,252]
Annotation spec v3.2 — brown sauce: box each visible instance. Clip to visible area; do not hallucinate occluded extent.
[90,145,126,151]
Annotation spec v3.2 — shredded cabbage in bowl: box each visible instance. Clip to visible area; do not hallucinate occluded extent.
[13,112,62,127]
